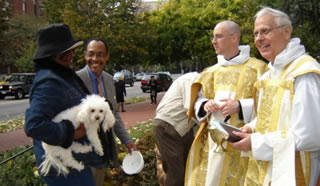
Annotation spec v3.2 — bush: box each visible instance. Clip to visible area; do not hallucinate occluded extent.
[0,121,158,185]
[0,146,44,186]
[0,117,24,133]
[105,121,158,185]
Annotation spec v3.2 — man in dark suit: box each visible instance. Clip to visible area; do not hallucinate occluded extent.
[77,38,136,186]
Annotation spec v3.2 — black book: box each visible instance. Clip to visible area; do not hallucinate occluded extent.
[209,119,242,142]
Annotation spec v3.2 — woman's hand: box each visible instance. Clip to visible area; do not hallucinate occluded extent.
[74,123,86,139]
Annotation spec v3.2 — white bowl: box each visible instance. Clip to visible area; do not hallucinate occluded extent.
[122,151,144,175]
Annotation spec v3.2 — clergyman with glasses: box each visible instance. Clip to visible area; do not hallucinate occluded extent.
[231,7,320,186]
[185,20,267,185]
[77,38,136,186]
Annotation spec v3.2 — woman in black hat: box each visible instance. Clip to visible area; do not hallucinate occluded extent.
[24,24,96,186]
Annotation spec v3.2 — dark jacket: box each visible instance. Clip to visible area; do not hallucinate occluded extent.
[114,80,126,102]
[149,78,158,90]
[24,61,107,177]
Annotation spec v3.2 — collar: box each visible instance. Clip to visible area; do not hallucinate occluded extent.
[226,51,240,61]
[217,45,250,66]
[87,65,103,80]
[269,38,306,70]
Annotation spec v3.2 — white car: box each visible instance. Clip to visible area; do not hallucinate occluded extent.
[135,72,145,81]
[156,71,171,77]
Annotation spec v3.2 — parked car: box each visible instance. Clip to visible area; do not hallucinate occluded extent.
[135,72,145,81]
[113,71,135,87]
[156,71,171,77]
[140,73,173,93]
[0,73,35,99]
[0,75,11,85]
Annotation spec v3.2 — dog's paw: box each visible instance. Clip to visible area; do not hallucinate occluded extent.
[82,145,93,153]
[73,162,85,171]
[75,144,92,153]
[95,148,104,156]
[71,142,92,153]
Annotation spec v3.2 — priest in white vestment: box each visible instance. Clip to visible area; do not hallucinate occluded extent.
[185,20,267,186]
[231,7,320,186]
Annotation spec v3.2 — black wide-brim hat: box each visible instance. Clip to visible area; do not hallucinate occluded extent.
[33,23,83,60]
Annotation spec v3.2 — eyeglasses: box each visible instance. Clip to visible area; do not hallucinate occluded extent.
[253,25,286,39]
[211,34,234,41]
[85,52,106,59]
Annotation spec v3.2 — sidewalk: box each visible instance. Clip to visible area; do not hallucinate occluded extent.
[0,93,163,152]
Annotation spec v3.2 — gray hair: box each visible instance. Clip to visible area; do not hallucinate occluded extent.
[216,20,241,36]
[255,7,292,31]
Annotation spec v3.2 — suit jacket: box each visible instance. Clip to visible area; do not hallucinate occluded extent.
[77,66,131,165]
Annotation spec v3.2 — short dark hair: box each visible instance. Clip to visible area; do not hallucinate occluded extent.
[85,38,109,53]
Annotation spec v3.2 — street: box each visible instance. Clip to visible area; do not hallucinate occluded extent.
[0,81,146,122]
[0,73,181,122]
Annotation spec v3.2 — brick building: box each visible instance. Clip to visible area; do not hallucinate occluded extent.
[8,0,40,17]
[0,0,41,74]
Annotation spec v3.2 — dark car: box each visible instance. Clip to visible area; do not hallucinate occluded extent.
[0,73,35,99]
[113,71,135,87]
[140,73,173,93]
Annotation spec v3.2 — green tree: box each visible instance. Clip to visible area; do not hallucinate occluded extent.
[0,0,10,64]
[149,0,265,71]
[2,16,46,72]
[15,41,36,72]
[281,0,320,58]
[149,1,189,70]
[40,0,320,74]
[43,0,153,72]
[42,0,69,23]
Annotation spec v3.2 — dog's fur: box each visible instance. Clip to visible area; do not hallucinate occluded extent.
[39,94,116,176]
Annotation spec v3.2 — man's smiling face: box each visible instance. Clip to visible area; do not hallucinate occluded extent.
[254,14,291,63]
[84,40,109,76]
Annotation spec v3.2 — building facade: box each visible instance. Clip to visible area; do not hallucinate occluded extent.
[8,0,40,17]
[0,0,41,74]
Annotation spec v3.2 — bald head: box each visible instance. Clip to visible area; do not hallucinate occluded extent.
[215,20,241,43]
[212,20,241,59]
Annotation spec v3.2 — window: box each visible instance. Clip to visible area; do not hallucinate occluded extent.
[23,0,26,14]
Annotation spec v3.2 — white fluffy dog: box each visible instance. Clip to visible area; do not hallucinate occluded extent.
[39,94,116,176]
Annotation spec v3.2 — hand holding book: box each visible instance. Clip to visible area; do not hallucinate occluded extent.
[209,119,242,142]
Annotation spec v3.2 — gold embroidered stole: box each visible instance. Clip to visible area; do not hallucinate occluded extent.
[246,56,318,186]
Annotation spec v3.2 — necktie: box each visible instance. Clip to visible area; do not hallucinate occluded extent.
[97,77,104,97]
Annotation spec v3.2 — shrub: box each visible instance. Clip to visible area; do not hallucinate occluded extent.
[0,146,44,186]
[0,121,158,185]
[105,121,158,185]
[0,117,24,133]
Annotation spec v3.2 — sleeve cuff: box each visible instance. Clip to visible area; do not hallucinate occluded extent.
[251,132,273,161]
[238,100,244,120]
[60,120,75,149]
[239,98,254,123]
[124,139,132,144]
[198,101,208,118]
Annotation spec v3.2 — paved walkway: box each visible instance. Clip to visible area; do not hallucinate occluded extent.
[0,93,163,152]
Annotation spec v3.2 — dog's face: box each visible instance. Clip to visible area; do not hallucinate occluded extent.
[82,95,110,123]
[86,104,107,123]
[78,94,115,130]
